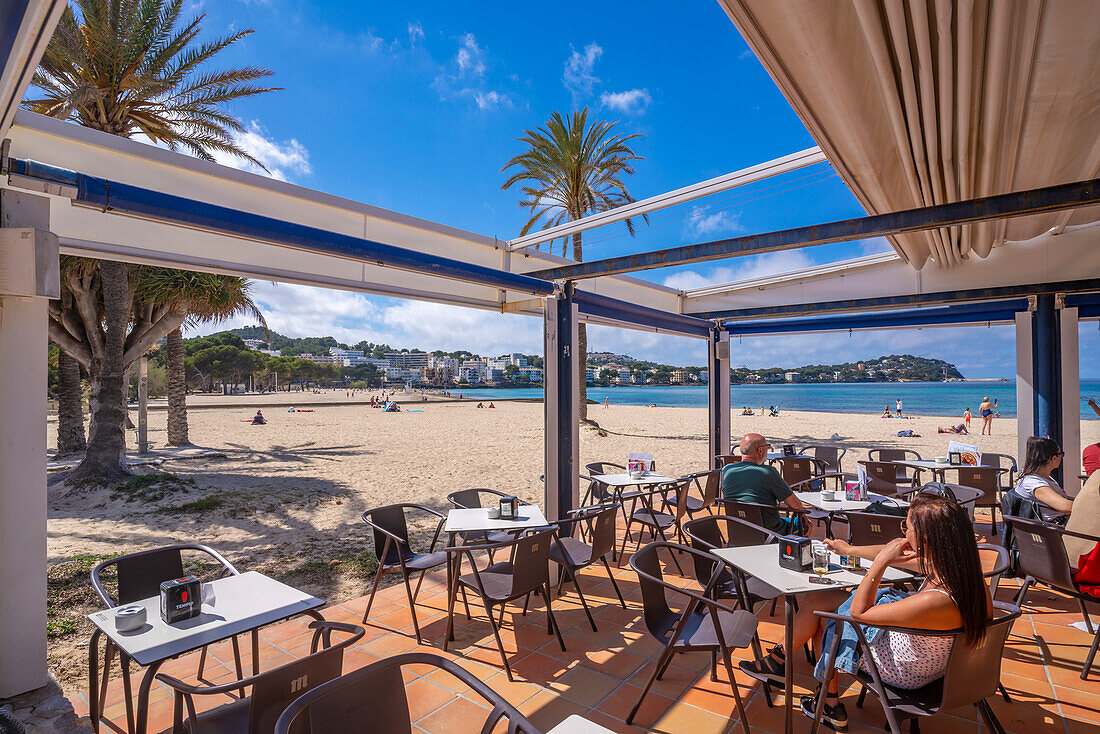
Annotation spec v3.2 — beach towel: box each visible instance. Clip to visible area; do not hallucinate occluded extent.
[895,429,920,437]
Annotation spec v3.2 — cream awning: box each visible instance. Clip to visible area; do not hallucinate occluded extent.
[720,0,1100,269]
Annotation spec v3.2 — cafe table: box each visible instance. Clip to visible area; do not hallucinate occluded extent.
[711,544,913,734]
[794,490,899,513]
[442,506,550,641]
[87,571,324,734]
[590,472,678,549]
[892,459,1008,482]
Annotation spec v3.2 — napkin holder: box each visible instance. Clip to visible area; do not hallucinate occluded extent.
[778,536,812,572]
[160,576,201,624]
[949,451,963,465]
[499,496,519,521]
[782,444,795,456]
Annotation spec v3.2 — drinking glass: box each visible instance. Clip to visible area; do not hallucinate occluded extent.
[812,547,831,579]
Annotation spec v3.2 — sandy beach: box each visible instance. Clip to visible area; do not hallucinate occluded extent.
[42,392,1099,692]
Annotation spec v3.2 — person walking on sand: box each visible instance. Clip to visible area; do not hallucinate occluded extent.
[895,398,903,417]
[604,397,610,409]
[979,396,998,435]
[964,407,972,428]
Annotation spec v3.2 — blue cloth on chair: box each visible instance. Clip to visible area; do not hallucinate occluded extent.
[813,587,909,681]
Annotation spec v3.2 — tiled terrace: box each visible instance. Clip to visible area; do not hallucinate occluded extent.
[76,521,1099,734]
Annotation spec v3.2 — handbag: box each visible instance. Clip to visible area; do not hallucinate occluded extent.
[865,499,907,517]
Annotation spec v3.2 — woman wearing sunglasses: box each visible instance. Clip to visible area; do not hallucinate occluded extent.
[1013,436,1073,523]
[739,494,991,731]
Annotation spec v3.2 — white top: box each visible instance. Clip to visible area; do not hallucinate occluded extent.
[794,491,896,512]
[88,572,323,666]
[1015,474,1070,522]
[861,587,955,689]
[546,715,616,734]
[444,506,549,533]
[711,544,912,595]
[590,473,676,488]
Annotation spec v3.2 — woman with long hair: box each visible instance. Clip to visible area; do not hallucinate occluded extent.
[1014,436,1072,522]
[739,495,991,731]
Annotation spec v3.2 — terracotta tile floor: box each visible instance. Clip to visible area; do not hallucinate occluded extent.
[74,518,1100,733]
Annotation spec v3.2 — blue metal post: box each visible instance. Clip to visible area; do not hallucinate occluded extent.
[543,286,578,520]
[1033,294,1062,481]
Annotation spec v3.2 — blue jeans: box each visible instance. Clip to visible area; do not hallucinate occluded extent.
[813,588,909,681]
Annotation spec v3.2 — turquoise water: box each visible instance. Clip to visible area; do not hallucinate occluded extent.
[458,379,1100,419]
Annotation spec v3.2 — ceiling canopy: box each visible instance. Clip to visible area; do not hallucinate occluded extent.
[721,0,1100,269]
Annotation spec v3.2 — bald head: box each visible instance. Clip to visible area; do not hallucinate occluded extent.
[740,433,769,463]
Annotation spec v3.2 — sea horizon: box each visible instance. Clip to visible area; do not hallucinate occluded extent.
[456,379,1100,419]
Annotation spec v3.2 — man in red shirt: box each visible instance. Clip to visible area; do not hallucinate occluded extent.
[1085,398,1100,476]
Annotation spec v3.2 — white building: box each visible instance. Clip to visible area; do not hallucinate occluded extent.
[784,371,801,382]
[520,367,543,382]
[386,351,430,369]
[295,354,338,365]
[243,338,269,350]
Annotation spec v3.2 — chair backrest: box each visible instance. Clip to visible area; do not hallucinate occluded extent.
[954,467,1000,507]
[715,454,740,468]
[579,503,620,561]
[249,639,347,734]
[841,510,905,545]
[629,542,678,641]
[869,448,921,463]
[683,515,775,591]
[508,530,555,597]
[274,652,539,734]
[977,543,1011,597]
[585,462,625,476]
[939,603,1021,711]
[1004,515,1078,592]
[860,461,905,494]
[362,505,411,567]
[776,457,815,485]
[91,544,238,607]
[716,499,767,528]
[688,469,722,509]
[447,488,485,509]
[664,478,694,521]
[802,445,845,473]
[981,452,1018,489]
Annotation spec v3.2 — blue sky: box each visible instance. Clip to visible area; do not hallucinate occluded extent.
[170,0,1098,377]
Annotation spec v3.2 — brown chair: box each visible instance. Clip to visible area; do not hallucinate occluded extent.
[273,652,540,734]
[156,620,364,734]
[89,545,248,734]
[775,456,828,487]
[810,603,1021,734]
[981,452,1018,494]
[618,480,689,572]
[953,466,1004,534]
[1006,515,1100,679]
[683,515,779,610]
[717,498,810,536]
[800,444,847,475]
[868,449,922,483]
[683,468,721,516]
[583,462,625,505]
[361,503,448,644]
[547,503,627,631]
[444,529,566,680]
[447,488,531,549]
[626,541,757,732]
[715,454,740,468]
[836,509,905,546]
[859,460,912,495]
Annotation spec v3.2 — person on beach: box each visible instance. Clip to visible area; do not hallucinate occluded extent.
[722,433,806,535]
[979,396,998,435]
[937,423,968,434]
[741,407,754,415]
[881,405,892,418]
[476,402,484,408]
[964,407,972,428]
[1007,437,1072,523]
[251,410,266,425]
[604,397,610,409]
[488,402,496,409]
[895,398,903,417]
[739,494,991,731]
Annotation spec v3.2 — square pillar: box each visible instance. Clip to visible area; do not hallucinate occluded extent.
[1059,302,1081,495]
[708,330,731,468]
[543,286,578,521]
[0,190,57,697]
[1015,311,1034,464]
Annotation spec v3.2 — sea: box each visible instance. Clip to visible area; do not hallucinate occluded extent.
[456,379,1100,419]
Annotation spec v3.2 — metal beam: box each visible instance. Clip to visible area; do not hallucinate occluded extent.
[506,147,826,251]
[573,290,713,339]
[696,278,1100,321]
[0,1,65,138]
[723,300,1029,336]
[6,156,557,296]
[524,178,1100,281]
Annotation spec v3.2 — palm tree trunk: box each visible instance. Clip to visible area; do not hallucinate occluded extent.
[69,261,130,483]
[572,231,590,423]
[166,327,191,445]
[56,350,86,456]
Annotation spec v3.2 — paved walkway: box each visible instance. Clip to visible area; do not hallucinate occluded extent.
[75,521,1099,734]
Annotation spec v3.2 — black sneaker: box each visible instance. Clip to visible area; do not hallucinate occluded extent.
[737,645,786,684]
[800,694,848,732]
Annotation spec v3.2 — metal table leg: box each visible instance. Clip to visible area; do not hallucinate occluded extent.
[784,593,795,734]
[133,660,164,734]
[88,629,101,733]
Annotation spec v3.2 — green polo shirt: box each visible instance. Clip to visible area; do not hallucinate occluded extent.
[721,461,793,533]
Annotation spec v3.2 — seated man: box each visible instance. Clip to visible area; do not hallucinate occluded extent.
[251,410,266,425]
[722,433,806,534]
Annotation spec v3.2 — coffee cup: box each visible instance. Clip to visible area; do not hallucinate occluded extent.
[821,489,837,501]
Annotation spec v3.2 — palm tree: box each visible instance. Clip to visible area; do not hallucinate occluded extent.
[25,0,278,482]
[135,270,267,446]
[56,350,86,456]
[501,109,644,423]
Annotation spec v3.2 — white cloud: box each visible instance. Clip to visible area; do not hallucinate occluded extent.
[682,204,745,239]
[475,91,511,110]
[600,88,651,115]
[563,42,602,99]
[455,33,486,77]
[212,121,312,182]
[407,22,424,47]
[661,250,816,291]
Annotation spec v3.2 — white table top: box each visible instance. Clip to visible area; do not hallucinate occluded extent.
[712,544,913,595]
[892,459,1006,473]
[88,571,324,666]
[590,472,676,488]
[795,491,896,512]
[444,506,549,533]
[546,715,616,734]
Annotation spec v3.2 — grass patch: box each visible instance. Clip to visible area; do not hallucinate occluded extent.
[332,551,379,578]
[47,552,121,640]
[171,496,224,513]
[109,471,195,502]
